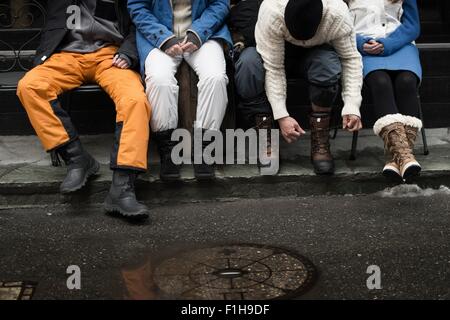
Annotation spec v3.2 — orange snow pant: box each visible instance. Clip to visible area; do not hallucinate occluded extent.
[17,46,151,171]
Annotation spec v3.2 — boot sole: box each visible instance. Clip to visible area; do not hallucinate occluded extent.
[402,163,422,181]
[195,173,216,181]
[104,201,150,220]
[60,160,100,194]
[160,174,181,182]
[383,169,402,181]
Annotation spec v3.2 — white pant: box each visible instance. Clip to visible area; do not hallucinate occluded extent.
[145,40,229,132]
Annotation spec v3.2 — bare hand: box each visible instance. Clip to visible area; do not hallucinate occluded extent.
[278,116,306,143]
[112,55,130,69]
[180,37,199,54]
[363,40,384,55]
[165,44,184,57]
[342,114,363,132]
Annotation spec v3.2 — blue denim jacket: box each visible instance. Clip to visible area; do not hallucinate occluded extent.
[127,0,233,74]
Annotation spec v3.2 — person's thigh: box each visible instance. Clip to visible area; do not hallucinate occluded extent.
[144,48,181,86]
[18,52,85,99]
[184,40,227,81]
[301,45,342,87]
[234,47,266,99]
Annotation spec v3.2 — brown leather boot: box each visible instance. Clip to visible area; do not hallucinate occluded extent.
[310,112,334,175]
[255,114,276,167]
[379,122,421,180]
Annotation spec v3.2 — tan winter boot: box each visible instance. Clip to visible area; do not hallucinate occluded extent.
[404,115,423,150]
[375,114,421,181]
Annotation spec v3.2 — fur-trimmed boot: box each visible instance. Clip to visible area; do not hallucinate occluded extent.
[403,115,423,152]
[374,114,421,180]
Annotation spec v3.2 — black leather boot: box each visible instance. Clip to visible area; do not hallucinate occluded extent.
[104,170,150,219]
[57,139,100,194]
[309,112,335,175]
[153,130,181,181]
[193,130,215,180]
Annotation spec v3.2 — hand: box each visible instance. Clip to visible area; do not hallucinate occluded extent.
[180,37,199,54]
[278,116,306,143]
[165,44,184,57]
[363,40,384,55]
[342,114,363,132]
[112,55,130,69]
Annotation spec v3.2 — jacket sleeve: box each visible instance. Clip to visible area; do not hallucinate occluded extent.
[187,0,230,46]
[127,0,176,49]
[117,23,139,69]
[377,0,420,56]
[356,34,372,56]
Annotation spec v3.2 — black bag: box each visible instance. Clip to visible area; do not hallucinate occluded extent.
[229,0,263,48]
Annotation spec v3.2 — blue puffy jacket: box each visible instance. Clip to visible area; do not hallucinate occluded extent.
[127,0,233,74]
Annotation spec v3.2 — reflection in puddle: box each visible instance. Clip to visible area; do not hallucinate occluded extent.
[121,244,316,300]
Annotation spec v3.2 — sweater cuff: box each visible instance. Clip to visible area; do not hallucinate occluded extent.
[271,104,290,121]
[341,100,361,119]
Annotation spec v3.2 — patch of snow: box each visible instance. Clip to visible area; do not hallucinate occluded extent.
[377,184,450,198]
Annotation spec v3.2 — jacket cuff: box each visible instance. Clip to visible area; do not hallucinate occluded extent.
[341,101,361,119]
[114,53,132,67]
[159,35,178,51]
[186,31,202,48]
[187,29,203,46]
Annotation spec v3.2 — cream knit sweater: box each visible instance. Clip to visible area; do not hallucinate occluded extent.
[255,0,363,120]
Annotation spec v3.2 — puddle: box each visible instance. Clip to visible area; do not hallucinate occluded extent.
[377,184,450,198]
[121,244,316,300]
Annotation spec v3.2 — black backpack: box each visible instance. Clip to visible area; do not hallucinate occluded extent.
[229,0,264,48]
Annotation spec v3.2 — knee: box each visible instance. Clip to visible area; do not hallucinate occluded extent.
[17,73,44,97]
[308,52,342,86]
[366,71,392,91]
[235,47,264,75]
[395,72,418,93]
[200,71,228,88]
[145,69,176,90]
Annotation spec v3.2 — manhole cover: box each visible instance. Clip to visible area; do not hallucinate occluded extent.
[0,281,37,300]
[153,244,316,300]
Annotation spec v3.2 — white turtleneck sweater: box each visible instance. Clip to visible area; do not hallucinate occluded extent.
[255,0,363,120]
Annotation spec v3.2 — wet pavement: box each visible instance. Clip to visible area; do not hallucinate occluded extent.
[0,186,449,300]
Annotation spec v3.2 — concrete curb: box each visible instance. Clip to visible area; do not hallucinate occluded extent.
[1,164,450,208]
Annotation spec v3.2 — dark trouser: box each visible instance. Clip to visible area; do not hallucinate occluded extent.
[365,70,420,120]
[234,44,342,127]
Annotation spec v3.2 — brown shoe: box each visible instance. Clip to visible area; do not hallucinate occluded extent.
[255,114,276,167]
[378,121,421,180]
[310,112,334,175]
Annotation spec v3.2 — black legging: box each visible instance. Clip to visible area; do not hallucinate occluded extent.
[365,70,420,120]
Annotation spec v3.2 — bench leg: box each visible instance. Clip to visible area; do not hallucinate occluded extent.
[350,131,358,160]
[417,95,429,156]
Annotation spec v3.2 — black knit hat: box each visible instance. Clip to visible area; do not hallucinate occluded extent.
[284,0,324,40]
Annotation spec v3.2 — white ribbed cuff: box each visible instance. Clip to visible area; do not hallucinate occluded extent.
[272,104,289,121]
